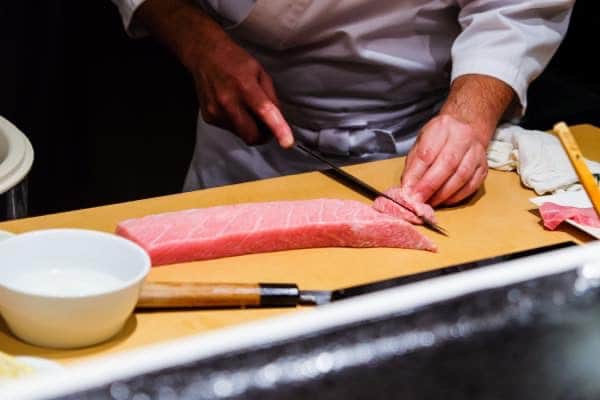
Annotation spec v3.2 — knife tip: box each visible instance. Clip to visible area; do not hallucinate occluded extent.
[423,218,449,236]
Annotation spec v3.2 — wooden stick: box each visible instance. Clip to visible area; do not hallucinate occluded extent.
[553,122,600,218]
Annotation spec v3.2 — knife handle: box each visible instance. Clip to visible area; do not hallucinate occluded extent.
[136,282,300,309]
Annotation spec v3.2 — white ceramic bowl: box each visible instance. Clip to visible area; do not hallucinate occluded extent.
[0,115,34,195]
[0,229,150,348]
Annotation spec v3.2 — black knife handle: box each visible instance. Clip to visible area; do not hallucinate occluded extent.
[259,283,301,307]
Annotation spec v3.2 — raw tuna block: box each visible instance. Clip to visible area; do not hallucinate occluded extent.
[539,202,600,230]
[116,199,437,266]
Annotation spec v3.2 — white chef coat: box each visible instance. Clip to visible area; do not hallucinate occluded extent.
[112,0,574,190]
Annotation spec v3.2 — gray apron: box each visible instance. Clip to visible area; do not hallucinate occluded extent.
[184,0,454,190]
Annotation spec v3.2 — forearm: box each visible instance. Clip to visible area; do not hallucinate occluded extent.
[133,0,228,70]
[439,74,515,144]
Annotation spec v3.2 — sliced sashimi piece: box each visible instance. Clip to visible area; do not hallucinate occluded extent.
[373,187,436,224]
[539,202,600,230]
[116,199,437,266]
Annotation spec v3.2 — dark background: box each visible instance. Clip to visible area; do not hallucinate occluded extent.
[0,1,599,217]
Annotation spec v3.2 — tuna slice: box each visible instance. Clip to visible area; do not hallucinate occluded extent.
[539,202,600,230]
[116,199,437,266]
[373,187,436,224]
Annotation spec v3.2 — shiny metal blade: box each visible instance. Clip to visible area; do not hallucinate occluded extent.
[299,290,332,306]
[295,143,449,236]
[422,216,448,236]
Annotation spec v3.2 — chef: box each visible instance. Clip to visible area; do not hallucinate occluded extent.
[112,0,573,206]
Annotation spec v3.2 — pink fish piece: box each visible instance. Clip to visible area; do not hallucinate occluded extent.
[372,187,436,224]
[539,202,600,230]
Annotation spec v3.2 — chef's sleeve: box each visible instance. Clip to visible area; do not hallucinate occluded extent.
[452,0,575,113]
[110,0,149,37]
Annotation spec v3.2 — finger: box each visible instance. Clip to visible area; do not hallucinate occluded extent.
[401,130,448,194]
[200,99,226,128]
[410,138,470,203]
[255,71,282,144]
[242,83,294,148]
[444,164,488,205]
[258,70,281,107]
[198,79,228,128]
[220,99,263,145]
[428,147,479,207]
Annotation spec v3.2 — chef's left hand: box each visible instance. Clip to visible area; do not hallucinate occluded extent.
[400,74,516,207]
[401,114,492,207]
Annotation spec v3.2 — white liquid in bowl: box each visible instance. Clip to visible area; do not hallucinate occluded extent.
[6,268,124,297]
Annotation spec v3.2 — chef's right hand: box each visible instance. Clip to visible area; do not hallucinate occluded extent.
[187,34,294,148]
[135,0,294,148]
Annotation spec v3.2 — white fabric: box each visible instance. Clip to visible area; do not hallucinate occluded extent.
[207,0,255,26]
[111,0,574,189]
[487,124,600,195]
[452,1,574,111]
[111,0,256,36]
[111,0,147,37]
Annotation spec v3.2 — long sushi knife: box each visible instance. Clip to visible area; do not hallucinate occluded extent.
[294,143,448,236]
[136,242,576,308]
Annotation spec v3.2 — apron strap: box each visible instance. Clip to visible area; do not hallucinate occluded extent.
[293,124,399,157]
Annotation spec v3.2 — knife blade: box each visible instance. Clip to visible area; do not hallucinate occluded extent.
[327,240,576,302]
[303,240,577,305]
[295,142,448,236]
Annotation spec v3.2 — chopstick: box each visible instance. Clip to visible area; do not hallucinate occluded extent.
[553,122,600,219]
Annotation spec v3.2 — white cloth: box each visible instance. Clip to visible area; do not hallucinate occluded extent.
[111,0,574,189]
[487,124,600,195]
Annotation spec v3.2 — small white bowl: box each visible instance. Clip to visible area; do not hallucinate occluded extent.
[0,229,150,348]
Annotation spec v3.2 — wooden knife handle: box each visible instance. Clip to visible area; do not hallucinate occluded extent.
[136,282,300,309]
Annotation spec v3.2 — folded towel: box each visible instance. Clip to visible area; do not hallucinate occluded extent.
[487,124,600,195]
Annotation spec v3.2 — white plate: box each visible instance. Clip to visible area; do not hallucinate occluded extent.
[530,191,600,239]
[14,356,64,374]
[0,230,15,241]
[0,356,64,386]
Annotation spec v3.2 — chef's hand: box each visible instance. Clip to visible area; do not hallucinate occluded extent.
[401,115,490,207]
[401,74,516,207]
[187,33,294,147]
[134,0,294,148]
